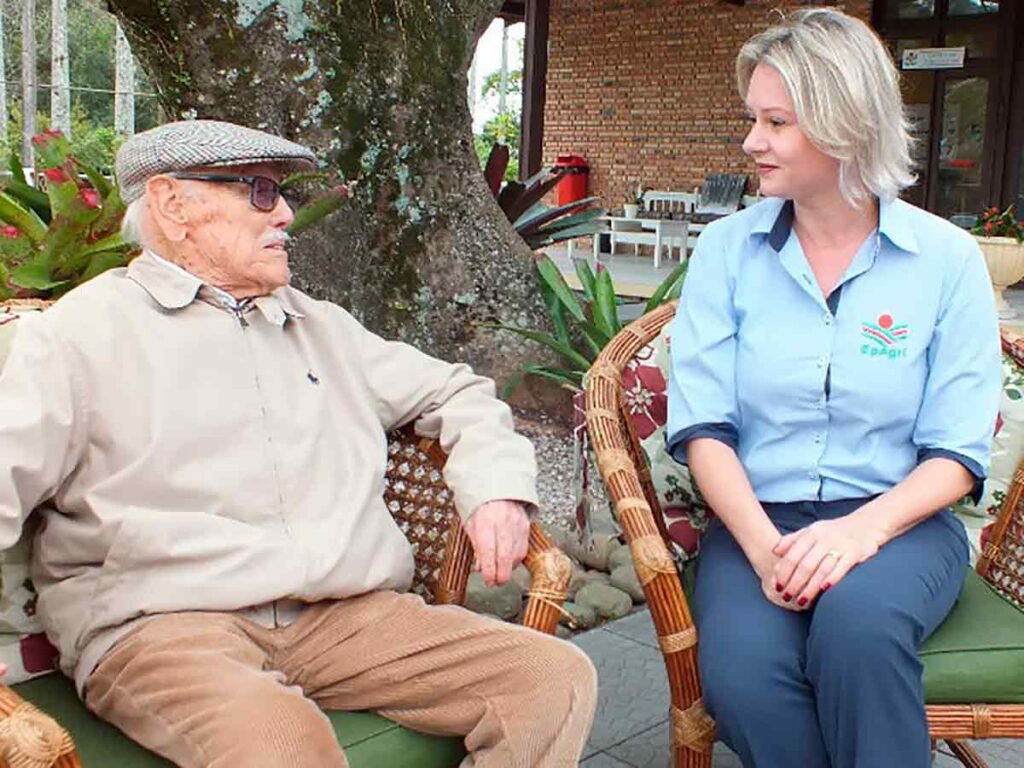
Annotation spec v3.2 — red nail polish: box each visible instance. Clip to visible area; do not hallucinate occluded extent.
[797,597,808,606]
[822,583,831,592]
[782,593,792,601]
[775,583,783,592]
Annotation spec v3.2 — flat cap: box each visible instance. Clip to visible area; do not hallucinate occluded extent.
[115,119,316,203]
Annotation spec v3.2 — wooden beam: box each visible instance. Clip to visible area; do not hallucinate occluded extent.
[521,0,549,179]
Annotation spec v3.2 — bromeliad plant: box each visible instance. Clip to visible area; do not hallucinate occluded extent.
[484,144,606,250]
[486,254,689,395]
[0,130,135,300]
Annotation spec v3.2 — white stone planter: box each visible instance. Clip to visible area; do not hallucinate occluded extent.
[622,203,639,219]
[976,236,1024,319]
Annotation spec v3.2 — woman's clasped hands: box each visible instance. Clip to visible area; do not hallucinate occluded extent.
[763,514,887,611]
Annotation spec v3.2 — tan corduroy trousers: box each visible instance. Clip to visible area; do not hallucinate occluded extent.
[84,591,597,768]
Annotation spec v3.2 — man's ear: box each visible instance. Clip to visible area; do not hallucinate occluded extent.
[145,176,189,243]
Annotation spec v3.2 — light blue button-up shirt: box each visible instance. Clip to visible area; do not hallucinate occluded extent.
[666,196,1002,504]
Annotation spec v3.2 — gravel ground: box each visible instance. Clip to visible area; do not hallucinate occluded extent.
[513,414,578,533]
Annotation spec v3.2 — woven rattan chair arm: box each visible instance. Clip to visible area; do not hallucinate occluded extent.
[585,301,716,762]
[0,684,82,768]
[521,523,572,635]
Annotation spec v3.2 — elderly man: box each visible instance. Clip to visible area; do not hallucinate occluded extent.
[0,120,596,767]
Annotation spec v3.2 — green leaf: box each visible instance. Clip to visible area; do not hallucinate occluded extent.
[10,263,68,291]
[79,232,129,258]
[499,371,526,400]
[74,158,113,198]
[0,192,47,244]
[573,257,597,303]
[515,196,601,236]
[534,254,588,323]
[520,363,584,392]
[537,275,571,345]
[644,260,689,313]
[80,250,131,283]
[1,180,51,222]
[593,265,622,337]
[288,190,347,234]
[480,322,593,370]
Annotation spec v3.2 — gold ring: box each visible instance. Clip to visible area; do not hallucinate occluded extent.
[825,550,841,559]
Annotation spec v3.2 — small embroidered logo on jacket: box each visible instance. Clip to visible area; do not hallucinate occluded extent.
[861,314,909,359]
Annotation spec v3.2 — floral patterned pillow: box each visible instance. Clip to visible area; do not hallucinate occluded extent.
[620,323,712,562]
[0,309,61,683]
[953,342,1024,563]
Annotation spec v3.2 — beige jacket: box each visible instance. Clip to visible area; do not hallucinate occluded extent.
[0,252,538,694]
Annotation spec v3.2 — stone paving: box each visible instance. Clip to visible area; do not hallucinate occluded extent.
[572,610,1023,768]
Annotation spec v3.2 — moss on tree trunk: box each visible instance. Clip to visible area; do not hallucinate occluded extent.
[106,0,561,410]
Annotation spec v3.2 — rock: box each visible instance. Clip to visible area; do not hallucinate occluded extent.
[555,624,573,640]
[510,564,531,594]
[575,582,633,621]
[607,544,635,573]
[568,568,610,599]
[559,600,598,630]
[464,573,523,620]
[560,534,623,573]
[610,564,647,604]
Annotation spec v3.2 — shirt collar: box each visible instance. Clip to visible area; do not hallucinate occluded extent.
[128,250,305,324]
[751,196,919,256]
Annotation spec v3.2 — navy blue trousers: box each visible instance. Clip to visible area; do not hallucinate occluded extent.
[693,498,968,768]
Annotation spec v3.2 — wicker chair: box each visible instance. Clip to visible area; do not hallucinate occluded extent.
[0,425,571,768]
[585,299,1024,768]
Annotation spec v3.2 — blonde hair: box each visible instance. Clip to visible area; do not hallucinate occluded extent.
[736,8,915,204]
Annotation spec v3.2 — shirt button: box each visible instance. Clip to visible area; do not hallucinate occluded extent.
[817,356,827,368]
[814,434,822,444]
[808,470,818,480]
[824,314,833,326]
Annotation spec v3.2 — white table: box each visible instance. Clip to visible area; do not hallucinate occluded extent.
[592,216,690,269]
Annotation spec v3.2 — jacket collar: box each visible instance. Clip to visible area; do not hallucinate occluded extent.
[128,250,305,325]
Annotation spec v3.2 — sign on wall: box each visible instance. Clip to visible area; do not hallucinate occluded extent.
[901,47,966,71]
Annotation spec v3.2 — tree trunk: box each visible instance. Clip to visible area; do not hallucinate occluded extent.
[21,0,37,169]
[50,0,70,136]
[0,4,8,153]
[105,0,561,412]
[114,23,134,137]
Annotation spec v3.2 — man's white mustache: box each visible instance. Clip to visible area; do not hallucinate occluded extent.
[260,232,291,248]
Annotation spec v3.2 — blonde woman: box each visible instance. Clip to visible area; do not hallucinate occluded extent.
[666,9,1001,768]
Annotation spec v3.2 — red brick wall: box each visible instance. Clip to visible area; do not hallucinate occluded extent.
[543,0,875,209]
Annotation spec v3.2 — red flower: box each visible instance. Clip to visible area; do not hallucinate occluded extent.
[621,361,667,440]
[43,167,67,183]
[1,225,21,239]
[79,188,101,209]
[985,222,994,233]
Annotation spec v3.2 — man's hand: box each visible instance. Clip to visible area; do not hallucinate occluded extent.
[464,500,530,587]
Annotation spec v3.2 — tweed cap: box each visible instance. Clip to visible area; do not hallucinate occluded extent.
[115,119,316,203]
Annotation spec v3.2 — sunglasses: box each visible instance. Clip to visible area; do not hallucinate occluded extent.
[168,172,299,212]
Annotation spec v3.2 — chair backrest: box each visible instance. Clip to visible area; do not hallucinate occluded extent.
[641,190,697,218]
[382,426,473,605]
[977,462,1024,609]
[696,173,749,214]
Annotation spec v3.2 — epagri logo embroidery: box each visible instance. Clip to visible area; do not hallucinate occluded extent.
[861,313,909,359]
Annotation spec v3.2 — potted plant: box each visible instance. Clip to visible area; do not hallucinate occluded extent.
[622,182,644,219]
[972,205,1024,319]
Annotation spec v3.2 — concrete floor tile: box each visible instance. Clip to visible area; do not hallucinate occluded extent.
[580,752,635,767]
[573,628,671,753]
[605,722,743,768]
[602,610,660,650]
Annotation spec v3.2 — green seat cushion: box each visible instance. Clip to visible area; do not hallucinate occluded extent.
[922,568,1024,704]
[14,675,466,767]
